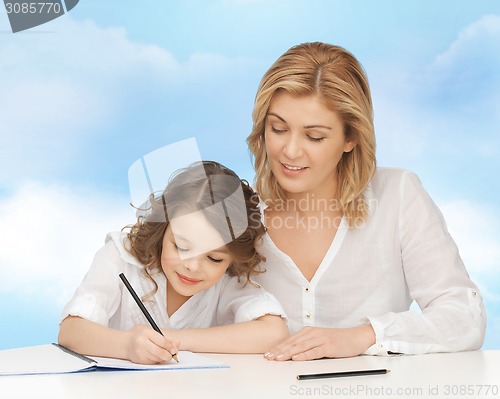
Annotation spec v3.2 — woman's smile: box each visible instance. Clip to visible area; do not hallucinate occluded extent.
[281,162,309,176]
[265,92,356,198]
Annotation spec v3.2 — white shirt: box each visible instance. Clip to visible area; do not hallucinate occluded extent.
[254,168,486,355]
[61,232,286,330]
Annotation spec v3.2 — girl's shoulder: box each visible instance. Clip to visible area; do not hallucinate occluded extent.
[103,231,143,268]
[217,273,268,295]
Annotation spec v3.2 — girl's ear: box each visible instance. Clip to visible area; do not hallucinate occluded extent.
[225,260,238,276]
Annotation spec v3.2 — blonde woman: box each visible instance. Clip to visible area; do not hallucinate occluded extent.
[247,42,486,361]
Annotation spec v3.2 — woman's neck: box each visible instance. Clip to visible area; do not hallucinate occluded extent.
[280,187,340,217]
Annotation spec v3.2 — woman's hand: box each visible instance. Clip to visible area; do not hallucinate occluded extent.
[264,325,375,361]
[126,324,180,364]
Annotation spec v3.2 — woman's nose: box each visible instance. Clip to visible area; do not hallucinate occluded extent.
[282,133,303,160]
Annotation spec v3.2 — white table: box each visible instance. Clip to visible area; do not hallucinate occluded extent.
[3,350,499,399]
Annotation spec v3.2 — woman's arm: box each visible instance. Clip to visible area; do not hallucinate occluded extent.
[58,316,179,364]
[263,324,375,361]
[377,172,486,354]
[165,314,288,354]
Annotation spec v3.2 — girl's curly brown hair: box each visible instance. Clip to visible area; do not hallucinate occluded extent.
[124,160,266,300]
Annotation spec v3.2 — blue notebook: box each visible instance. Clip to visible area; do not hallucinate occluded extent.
[0,343,228,376]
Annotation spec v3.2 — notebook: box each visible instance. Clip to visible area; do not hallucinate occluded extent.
[0,343,228,376]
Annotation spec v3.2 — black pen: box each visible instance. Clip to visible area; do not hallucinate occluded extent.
[297,368,390,380]
[119,272,179,363]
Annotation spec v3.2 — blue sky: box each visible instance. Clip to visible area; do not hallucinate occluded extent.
[0,0,499,350]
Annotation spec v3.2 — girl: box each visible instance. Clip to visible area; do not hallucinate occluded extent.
[247,42,486,361]
[58,161,288,364]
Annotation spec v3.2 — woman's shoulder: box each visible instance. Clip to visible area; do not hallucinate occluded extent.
[370,167,421,191]
[365,167,427,208]
[365,168,435,219]
[373,166,415,180]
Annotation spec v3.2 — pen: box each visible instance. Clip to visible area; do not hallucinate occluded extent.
[297,368,390,380]
[119,272,179,363]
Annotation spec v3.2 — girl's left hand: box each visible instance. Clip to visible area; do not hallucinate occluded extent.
[264,325,375,361]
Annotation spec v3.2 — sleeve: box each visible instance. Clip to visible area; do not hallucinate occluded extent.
[365,171,486,355]
[60,239,124,326]
[215,276,287,325]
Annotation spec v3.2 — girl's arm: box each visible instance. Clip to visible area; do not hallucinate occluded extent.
[165,314,288,354]
[58,316,179,364]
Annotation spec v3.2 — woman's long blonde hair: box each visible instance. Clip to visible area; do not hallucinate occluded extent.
[247,42,376,227]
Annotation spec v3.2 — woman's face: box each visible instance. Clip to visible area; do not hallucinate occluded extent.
[264,91,356,199]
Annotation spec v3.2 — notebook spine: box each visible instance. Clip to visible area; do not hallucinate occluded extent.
[52,343,96,364]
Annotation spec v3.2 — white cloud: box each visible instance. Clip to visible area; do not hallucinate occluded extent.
[374,14,500,167]
[0,15,252,187]
[433,15,500,71]
[0,182,133,305]
[438,199,500,275]
[426,14,500,123]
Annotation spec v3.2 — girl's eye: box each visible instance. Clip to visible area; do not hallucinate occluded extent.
[207,256,223,264]
[174,243,189,253]
[307,135,325,142]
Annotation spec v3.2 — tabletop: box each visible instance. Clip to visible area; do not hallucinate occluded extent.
[2,350,499,399]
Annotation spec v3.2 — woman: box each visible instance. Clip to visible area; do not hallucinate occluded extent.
[247,42,486,361]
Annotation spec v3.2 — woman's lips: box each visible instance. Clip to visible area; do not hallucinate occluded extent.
[281,162,308,176]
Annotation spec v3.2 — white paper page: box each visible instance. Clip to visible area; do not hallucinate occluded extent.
[92,351,229,371]
[0,344,95,376]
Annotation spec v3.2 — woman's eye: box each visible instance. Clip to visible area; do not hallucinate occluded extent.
[207,256,223,264]
[271,126,287,134]
[307,135,325,142]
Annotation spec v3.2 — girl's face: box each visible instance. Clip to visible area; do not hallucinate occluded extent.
[264,91,356,199]
[160,211,233,298]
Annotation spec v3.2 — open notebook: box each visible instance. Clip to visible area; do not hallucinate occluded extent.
[0,344,228,376]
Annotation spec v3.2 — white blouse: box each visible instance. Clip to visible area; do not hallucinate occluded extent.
[254,168,486,355]
[61,232,286,331]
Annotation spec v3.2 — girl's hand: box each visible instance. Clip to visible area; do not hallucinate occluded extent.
[264,325,375,361]
[126,324,180,364]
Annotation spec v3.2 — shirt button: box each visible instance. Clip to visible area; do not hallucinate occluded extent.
[306,313,311,318]
[305,287,309,292]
